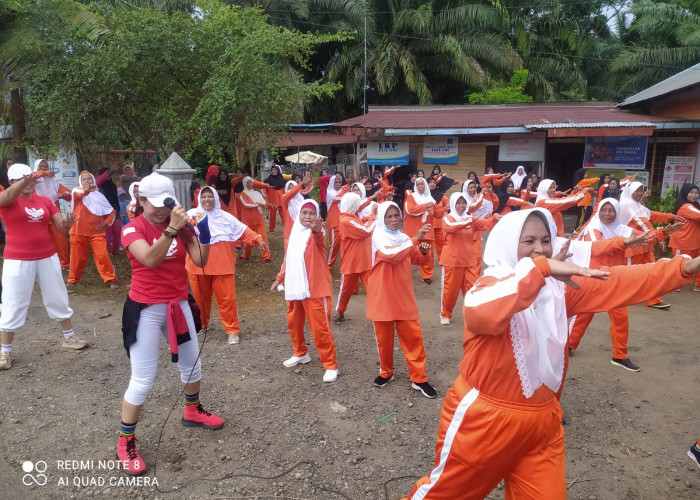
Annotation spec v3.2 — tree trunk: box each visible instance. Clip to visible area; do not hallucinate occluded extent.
[10,88,27,163]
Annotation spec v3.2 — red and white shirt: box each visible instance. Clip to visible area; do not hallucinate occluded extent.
[0,195,59,260]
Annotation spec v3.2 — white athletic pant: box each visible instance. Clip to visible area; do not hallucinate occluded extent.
[123,301,202,406]
[0,254,73,331]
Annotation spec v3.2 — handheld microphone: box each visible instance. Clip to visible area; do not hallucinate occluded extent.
[163,197,195,233]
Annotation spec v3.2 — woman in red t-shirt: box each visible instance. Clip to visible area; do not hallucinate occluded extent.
[0,164,85,371]
[116,173,221,476]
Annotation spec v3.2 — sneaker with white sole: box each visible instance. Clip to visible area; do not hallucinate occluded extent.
[440,317,450,325]
[283,353,311,368]
[63,335,88,350]
[693,286,700,292]
[227,333,239,344]
[648,302,670,309]
[688,442,700,468]
[0,351,12,370]
[276,284,285,292]
[611,357,640,372]
[373,374,394,387]
[412,381,438,399]
[323,369,338,383]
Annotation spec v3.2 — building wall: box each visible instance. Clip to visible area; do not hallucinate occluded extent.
[648,88,700,120]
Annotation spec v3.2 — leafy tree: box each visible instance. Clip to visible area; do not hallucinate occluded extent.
[467,69,533,103]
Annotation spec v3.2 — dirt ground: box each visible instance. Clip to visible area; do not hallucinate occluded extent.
[0,229,698,500]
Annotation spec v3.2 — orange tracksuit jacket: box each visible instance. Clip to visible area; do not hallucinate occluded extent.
[68,189,116,284]
[326,184,351,269]
[238,179,271,261]
[286,230,337,370]
[404,194,445,280]
[499,196,529,216]
[186,228,261,335]
[535,192,585,236]
[336,212,375,315]
[431,197,449,258]
[404,255,693,500]
[366,242,430,383]
[669,203,700,287]
[439,214,496,321]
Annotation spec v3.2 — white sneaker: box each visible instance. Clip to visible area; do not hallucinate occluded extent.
[0,351,12,370]
[276,284,285,292]
[62,335,88,350]
[323,369,338,383]
[283,353,311,368]
[440,317,451,325]
[227,333,240,344]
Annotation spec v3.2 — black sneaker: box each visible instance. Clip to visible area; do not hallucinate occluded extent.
[648,302,670,309]
[373,374,394,387]
[611,357,640,372]
[688,442,700,469]
[423,278,432,284]
[412,381,437,399]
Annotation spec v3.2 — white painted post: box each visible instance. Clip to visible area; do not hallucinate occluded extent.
[157,152,196,210]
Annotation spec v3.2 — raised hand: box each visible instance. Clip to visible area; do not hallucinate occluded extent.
[624,230,655,248]
[417,223,431,240]
[310,216,324,233]
[662,221,685,235]
[553,237,573,262]
[418,241,431,255]
[547,258,610,289]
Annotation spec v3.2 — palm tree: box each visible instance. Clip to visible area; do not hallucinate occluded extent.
[612,0,700,96]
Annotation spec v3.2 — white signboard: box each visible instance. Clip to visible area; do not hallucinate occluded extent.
[661,156,696,197]
[499,135,546,162]
[423,136,458,164]
[367,140,409,165]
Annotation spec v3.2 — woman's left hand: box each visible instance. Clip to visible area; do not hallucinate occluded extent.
[259,241,269,252]
[547,258,610,289]
[418,242,431,255]
[62,215,76,230]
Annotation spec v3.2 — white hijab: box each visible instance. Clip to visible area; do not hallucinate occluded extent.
[285,180,305,222]
[511,166,527,192]
[583,198,633,241]
[72,171,114,217]
[284,199,320,301]
[33,159,60,202]
[340,192,362,215]
[326,174,344,210]
[410,177,433,222]
[371,201,413,266]
[448,192,471,222]
[618,181,649,225]
[536,179,555,202]
[128,181,140,205]
[354,182,376,218]
[186,186,247,245]
[479,208,567,398]
[462,180,492,219]
[241,176,266,212]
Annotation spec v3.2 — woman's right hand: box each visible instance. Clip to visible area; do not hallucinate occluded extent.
[168,205,189,231]
[547,259,610,289]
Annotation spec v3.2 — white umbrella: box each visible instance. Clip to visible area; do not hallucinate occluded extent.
[284,151,328,166]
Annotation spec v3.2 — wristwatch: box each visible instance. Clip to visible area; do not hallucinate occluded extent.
[163,228,177,239]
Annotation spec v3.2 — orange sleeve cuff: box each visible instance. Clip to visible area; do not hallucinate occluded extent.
[532,256,551,277]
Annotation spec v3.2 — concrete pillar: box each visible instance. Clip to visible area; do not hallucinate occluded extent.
[157,152,196,210]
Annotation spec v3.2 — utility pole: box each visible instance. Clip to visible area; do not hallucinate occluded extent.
[363,0,367,114]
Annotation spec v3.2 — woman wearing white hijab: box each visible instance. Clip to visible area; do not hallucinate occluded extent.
[403,208,700,500]
[511,166,527,194]
[534,179,587,237]
[33,158,72,269]
[237,176,271,262]
[67,171,117,289]
[568,198,683,371]
[127,182,141,220]
[325,173,350,269]
[461,179,494,270]
[404,177,443,284]
[619,181,682,309]
[282,199,338,383]
[366,201,437,398]
[186,187,268,345]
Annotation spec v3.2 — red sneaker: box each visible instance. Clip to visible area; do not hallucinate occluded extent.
[182,402,224,430]
[116,435,147,476]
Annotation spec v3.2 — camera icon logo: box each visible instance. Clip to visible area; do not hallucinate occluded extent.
[22,460,48,486]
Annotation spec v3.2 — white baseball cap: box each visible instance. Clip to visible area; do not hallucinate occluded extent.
[7,163,32,180]
[138,173,178,208]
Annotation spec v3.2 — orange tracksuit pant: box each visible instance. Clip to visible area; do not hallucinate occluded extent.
[373,320,428,383]
[49,223,70,268]
[441,265,480,320]
[327,227,341,269]
[336,271,368,315]
[673,248,700,287]
[242,223,270,261]
[403,377,565,500]
[630,251,663,306]
[420,244,435,280]
[68,233,116,284]
[568,307,629,359]
[287,297,338,369]
[268,205,283,232]
[188,273,240,334]
[433,228,445,259]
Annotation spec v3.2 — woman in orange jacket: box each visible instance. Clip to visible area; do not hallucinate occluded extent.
[404,177,444,284]
[335,192,376,321]
[367,201,437,398]
[439,192,499,325]
[237,176,272,262]
[402,208,700,500]
[670,183,700,291]
[33,158,72,269]
[281,199,338,383]
[568,198,682,371]
[324,173,350,269]
[264,165,286,233]
[535,179,588,237]
[427,177,449,259]
[213,169,237,218]
[127,182,142,221]
[186,187,268,345]
[67,171,118,289]
[619,181,682,309]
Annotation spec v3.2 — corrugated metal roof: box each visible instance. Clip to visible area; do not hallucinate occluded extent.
[618,63,700,108]
[527,121,656,129]
[333,103,668,131]
[275,132,356,147]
